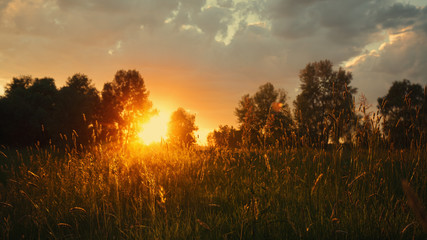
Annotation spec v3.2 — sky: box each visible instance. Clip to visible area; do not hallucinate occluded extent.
[1,0,427,144]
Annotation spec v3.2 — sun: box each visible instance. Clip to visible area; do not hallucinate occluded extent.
[137,110,171,145]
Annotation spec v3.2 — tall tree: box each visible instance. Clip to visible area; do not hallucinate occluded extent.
[167,107,198,147]
[4,76,33,97]
[294,60,357,147]
[235,94,258,147]
[235,82,293,147]
[101,70,154,142]
[0,76,58,146]
[55,73,101,145]
[27,77,58,143]
[378,79,426,148]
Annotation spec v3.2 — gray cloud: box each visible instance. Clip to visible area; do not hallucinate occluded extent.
[217,0,233,8]
[194,6,232,37]
[376,3,420,29]
[416,6,427,34]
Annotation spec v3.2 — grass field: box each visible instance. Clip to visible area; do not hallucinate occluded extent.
[0,141,426,239]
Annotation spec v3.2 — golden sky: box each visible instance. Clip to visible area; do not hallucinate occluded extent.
[1,0,426,144]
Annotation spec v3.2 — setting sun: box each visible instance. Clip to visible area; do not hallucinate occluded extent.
[138,110,171,145]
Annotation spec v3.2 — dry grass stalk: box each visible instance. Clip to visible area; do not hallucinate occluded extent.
[348,172,367,187]
[402,180,427,233]
[196,218,211,231]
[311,173,323,195]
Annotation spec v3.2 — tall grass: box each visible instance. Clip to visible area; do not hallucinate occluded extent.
[0,138,426,239]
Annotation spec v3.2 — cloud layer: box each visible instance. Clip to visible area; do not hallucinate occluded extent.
[0,0,426,135]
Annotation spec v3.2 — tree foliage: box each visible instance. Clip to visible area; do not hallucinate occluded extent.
[0,70,153,147]
[101,70,155,142]
[0,76,58,146]
[207,125,242,148]
[167,107,198,147]
[235,82,293,147]
[294,60,357,147]
[55,73,101,145]
[378,79,426,148]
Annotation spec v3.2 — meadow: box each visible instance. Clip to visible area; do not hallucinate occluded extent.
[0,139,426,239]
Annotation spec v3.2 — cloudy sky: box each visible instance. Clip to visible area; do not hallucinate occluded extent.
[1,0,426,142]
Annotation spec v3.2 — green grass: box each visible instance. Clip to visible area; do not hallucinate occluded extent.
[0,143,426,239]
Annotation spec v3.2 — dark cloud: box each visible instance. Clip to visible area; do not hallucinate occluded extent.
[377,3,420,29]
[194,6,232,37]
[268,0,389,46]
[415,6,427,34]
[267,0,325,18]
[217,0,233,8]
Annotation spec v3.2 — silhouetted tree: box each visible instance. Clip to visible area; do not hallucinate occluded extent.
[167,107,198,147]
[101,70,155,143]
[0,76,35,146]
[0,76,58,146]
[27,77,58,143]
[4,76,33,97]
[378,79,426,148]
[235,83,293,147]
[55,73,101,145]
[294,60,356,147]
[235,94,257,147]
[207,125,242,148]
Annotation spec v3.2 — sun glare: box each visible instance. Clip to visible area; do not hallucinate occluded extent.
[138,110,171,145]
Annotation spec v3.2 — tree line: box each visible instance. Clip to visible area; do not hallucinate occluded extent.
[0,60,425,149]
[0,70,198,148]
[208,60,426,149]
